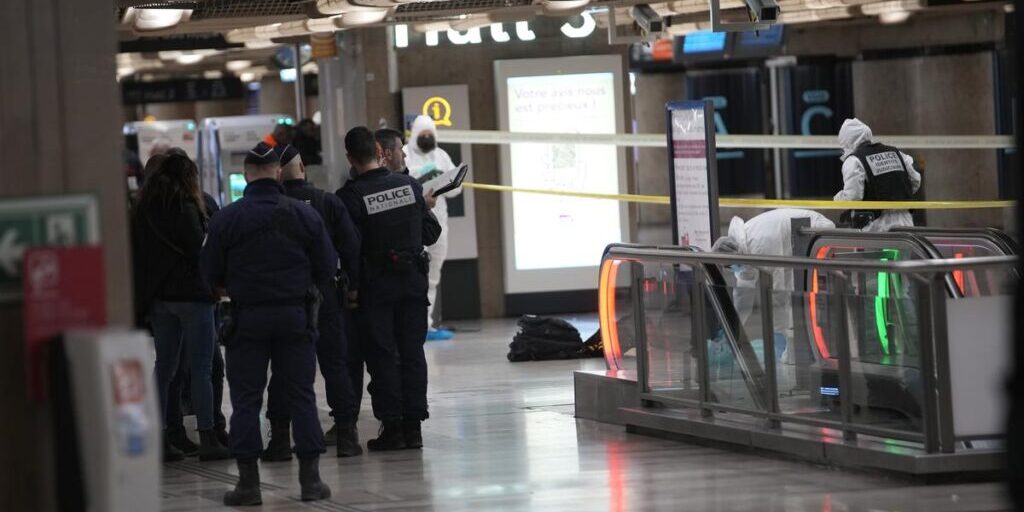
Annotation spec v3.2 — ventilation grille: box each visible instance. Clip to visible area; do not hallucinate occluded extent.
[116,0,305,21]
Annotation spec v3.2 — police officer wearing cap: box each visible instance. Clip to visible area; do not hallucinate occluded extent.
[336,127,441,451]
[261,144,364,460]
[200,142,335,506]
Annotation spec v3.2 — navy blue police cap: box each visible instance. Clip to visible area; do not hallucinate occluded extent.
[244,142,278,166]
[276,144,300,167]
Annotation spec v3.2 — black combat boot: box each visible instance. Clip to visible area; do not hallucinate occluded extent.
[223,458,262,506]
[323,424,338,446]
[402,419,423,449]
[366,419,406,452]
[261,419,293,462]
[163,434,185,463]
[214,426,230,448]
[198,429,231,461]
[166,426,198,456]
[298,456,332,501]
[335,421,363,457]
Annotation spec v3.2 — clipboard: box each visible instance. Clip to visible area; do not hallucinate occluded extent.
[432,163,468,196]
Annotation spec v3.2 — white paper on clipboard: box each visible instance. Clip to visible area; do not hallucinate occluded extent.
[420,164,466,195]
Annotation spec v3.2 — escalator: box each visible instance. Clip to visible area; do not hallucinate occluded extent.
[799,228,1016,427]
[892,227,1019,296]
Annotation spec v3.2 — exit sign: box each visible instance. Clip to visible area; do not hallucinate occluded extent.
[0,194,100,302]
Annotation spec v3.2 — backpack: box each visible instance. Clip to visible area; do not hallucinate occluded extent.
[507,315,600,362]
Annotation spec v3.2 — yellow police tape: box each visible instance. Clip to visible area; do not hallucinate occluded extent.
[461,182,1016,210]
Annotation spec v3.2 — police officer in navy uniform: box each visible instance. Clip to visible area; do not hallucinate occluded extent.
[337,127,441,451]
[261,144,364,460]
[201,142,335,506]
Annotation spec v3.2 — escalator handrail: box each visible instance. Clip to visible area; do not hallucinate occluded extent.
[801,229,963,299]
[602,244,1016,273]
[892,226,1020,257]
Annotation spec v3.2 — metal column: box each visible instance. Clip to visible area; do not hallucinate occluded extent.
[293,44,306,121]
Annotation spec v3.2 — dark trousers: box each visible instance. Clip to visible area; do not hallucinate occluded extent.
[356,296,429,421]
[267,290,359,424]
[226,305,324,460]
[345,308,366,420]
[167,347,227,432]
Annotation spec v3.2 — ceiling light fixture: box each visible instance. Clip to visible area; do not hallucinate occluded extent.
[129,8,192,32]
[336,9,389,27]
[176,53,204,65]
[541,0,591,15]
[878,10,912,23]
[226,60,252,72]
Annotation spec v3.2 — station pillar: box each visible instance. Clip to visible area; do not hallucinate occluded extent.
[0,1,132,509]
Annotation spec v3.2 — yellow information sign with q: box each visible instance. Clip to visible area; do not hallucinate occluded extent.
[422,96,453,127]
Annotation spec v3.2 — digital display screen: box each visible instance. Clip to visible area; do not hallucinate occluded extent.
[683,31,727,54]
[229,173,246,203]
[505,72,622,271]
[737,25,783,48]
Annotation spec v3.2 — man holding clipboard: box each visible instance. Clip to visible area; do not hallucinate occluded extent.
[402,116,465,341]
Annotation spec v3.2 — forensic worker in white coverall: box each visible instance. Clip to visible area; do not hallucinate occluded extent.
[834,118,922,232]
[404,115,463,341]
[711,209,835,371]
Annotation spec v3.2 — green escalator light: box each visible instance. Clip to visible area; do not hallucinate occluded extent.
[874,249,901,356]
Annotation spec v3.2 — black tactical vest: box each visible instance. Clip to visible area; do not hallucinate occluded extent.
[347,172,423,257]
[852,142,913,202]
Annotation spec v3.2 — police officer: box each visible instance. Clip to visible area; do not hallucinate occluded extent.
[337,127,441,451]
[262,145,364,460]
[201,142,334,505]
[835,118,921,232]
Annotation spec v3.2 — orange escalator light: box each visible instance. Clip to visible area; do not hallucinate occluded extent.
[953,252,966,295]
[809,246,832,359]
[599,259,624,370]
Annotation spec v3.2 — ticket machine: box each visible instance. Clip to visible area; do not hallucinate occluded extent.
[199,115,291,205]
[125,119,200,162]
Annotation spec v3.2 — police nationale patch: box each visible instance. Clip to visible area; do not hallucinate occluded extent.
[364,185,416,215]
[864,151,904,176]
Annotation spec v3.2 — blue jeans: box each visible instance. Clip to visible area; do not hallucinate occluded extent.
[151,301,216,431]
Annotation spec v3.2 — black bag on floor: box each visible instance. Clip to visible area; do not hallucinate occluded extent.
[508,315,587,362]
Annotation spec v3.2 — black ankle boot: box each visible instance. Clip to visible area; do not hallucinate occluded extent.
[402,419,423,449]
[214,426,230,448]
[223,458,262,506]
[298,456,332,501]
[163,434,185,463]
[323,424,337,446]
[366,419,406,452]
[167,426,198,456]
[198,429,231,461]
[335,422,363,457]
[261,419,292,462]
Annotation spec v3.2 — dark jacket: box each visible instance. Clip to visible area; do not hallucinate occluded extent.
[131,196,214,321]
[200,179,337,306]
[282,179,361,283]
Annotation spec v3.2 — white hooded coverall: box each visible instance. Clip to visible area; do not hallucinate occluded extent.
[404,115,463,328]
[727,209,835,342]
[834,119,922,232]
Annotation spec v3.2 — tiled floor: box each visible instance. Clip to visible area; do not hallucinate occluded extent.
[161,318,1011,511]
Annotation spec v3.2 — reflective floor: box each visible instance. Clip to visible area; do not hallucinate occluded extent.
[161,318,1010,511]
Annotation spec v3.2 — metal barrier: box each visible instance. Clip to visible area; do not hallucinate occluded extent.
[598,243,1017,458]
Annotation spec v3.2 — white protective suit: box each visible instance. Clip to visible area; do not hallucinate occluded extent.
[404,115,463,328]
[834,119,921,232]
[726,209,835,341]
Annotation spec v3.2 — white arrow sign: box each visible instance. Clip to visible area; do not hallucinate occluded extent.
[0,229,27,276]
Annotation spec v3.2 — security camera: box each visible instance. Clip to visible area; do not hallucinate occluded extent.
[744,0,779,23]
[631,4,664,37]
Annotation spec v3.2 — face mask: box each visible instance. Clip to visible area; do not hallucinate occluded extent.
[417,135,436,153]
[349,167,358,180]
